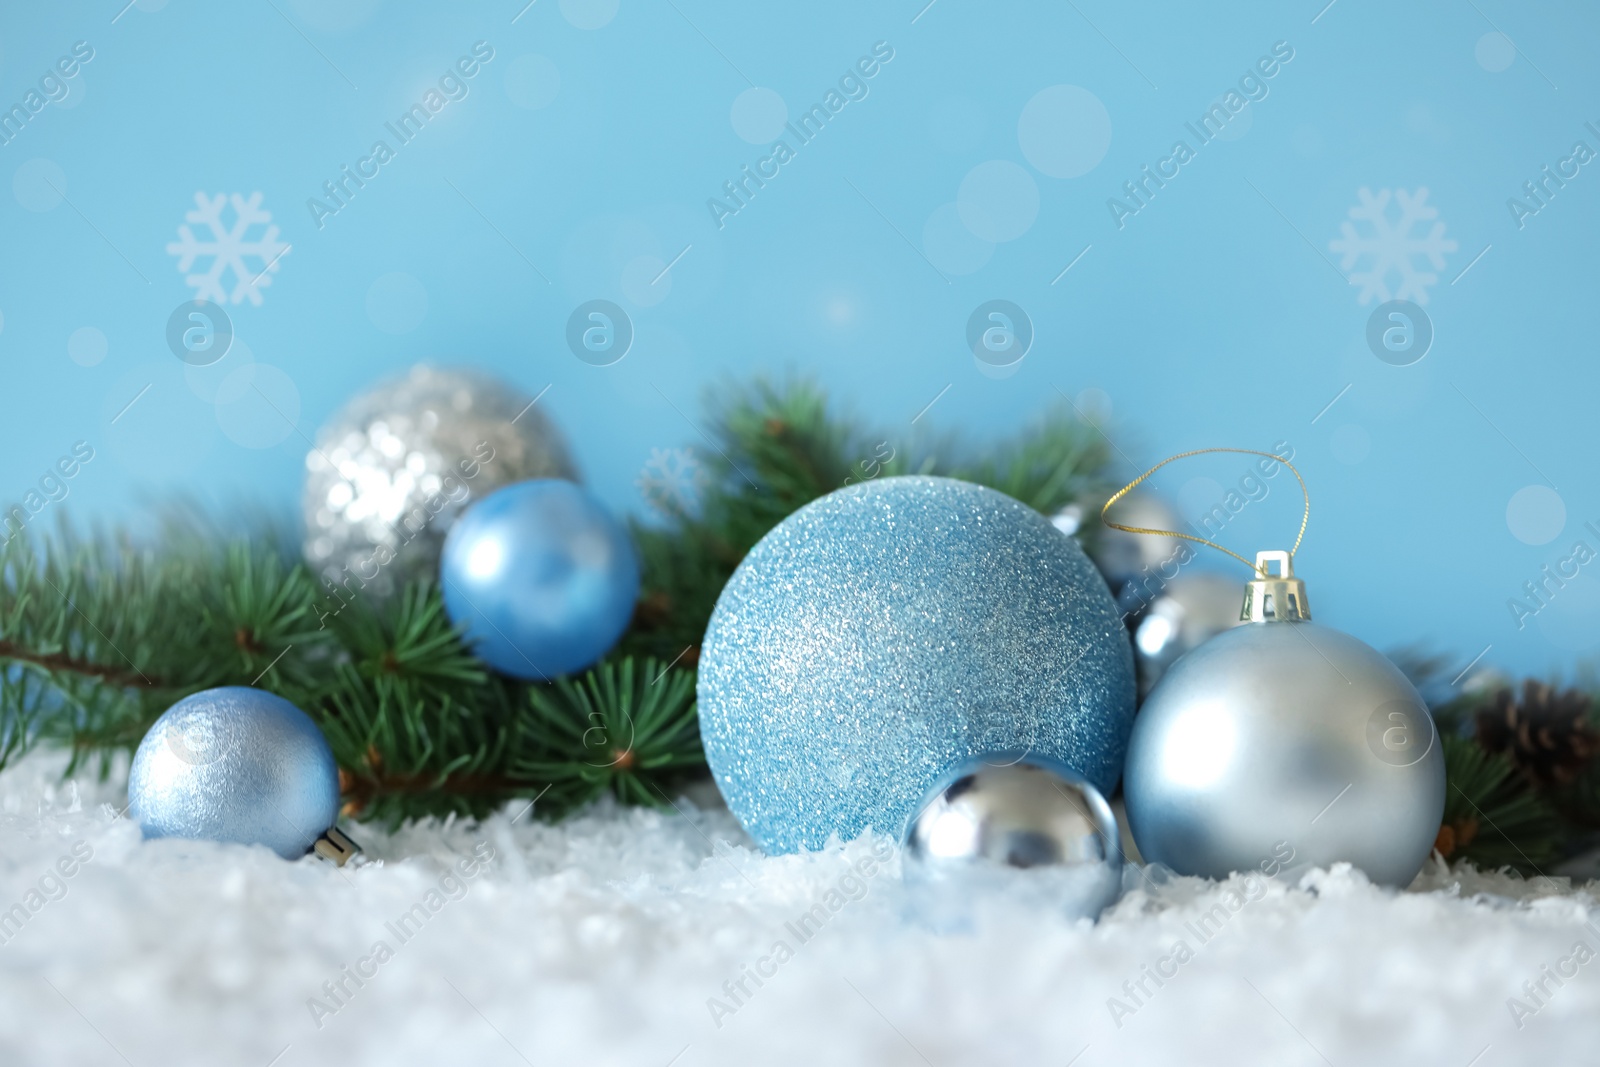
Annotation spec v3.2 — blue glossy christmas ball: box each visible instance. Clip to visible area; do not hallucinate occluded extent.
[698,475,1136,854]
[440,479,639,679]
[128,687,341,860]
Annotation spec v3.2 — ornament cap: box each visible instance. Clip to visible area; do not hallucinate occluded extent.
[1240,550,1311,623]
[311,825,364,867]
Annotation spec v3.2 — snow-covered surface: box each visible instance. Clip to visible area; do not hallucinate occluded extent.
[1,750,1597,1066]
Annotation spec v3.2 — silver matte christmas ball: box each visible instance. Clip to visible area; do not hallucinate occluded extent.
[1124,558,1445,888]
[302,365,576,599]
[904,754,1124,922]
[128,687,341,860]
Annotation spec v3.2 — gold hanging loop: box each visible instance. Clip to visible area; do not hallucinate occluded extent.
[1100,448,1309,577]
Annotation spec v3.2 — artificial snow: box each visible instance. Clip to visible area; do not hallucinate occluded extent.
[0,750,1596,1066]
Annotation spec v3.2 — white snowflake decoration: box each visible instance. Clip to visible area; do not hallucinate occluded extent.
[166,192,289,306]
[1328,188,1457,305]
[635,447,704,516]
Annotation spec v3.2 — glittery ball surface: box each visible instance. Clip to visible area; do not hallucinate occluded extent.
[697,475,1136,855]
[302,365,575,599]
[127,687,341,860]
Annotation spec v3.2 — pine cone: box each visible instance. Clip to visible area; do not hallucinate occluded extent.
[1475,681,1599,787]
[1433,817,1480,859]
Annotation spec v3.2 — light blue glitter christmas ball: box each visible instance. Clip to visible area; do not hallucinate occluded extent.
[128,687,342,860]
[698,475,1136,854]
[440,479,639,679]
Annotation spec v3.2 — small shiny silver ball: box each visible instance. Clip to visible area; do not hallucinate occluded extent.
[1127,572,1243,697]
[903,754,1123,921]
[1124,621,1446,887]
[128,687,342,860]
[1087,490,1182,589]
[302,365,575,600]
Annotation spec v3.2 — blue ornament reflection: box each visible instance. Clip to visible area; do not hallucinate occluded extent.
[440,479,639,679]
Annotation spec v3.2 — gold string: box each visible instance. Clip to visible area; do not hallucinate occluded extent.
[1101,448,1309,577]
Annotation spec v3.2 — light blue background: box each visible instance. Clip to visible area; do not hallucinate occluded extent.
[1,0,1596,679]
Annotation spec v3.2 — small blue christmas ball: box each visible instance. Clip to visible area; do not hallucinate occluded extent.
[128,687,341,860]
[698,475,1135,854]
[440,479,639,679]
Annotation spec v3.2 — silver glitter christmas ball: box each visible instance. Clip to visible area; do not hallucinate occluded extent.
[904,754,1123,922]
[302,365,576,599]
[128,687,341,860]
[1124,556,1445,888]
[698,475,1136,855]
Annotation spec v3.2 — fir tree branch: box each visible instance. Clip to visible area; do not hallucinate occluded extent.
[6,376,1600,877]
[621,378,1113,662]
[2,379,1117,830]
[0,640,162,688]
[1439,733,1563,873]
